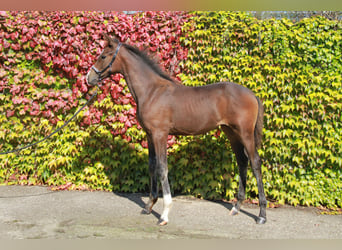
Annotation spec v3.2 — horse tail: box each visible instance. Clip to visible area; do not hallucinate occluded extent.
[254,96,264,149]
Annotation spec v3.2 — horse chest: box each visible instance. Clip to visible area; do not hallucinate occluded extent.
[136,104,173,133]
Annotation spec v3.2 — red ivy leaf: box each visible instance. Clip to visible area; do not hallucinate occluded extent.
[6,110,15,117]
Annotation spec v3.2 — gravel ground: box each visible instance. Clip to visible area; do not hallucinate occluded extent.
[0,185,341,239]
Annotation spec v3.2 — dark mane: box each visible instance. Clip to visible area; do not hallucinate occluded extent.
[121,42,175,83]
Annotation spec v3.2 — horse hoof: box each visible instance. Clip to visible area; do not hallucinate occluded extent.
[256,217,266,224]
[141,208,151,215]
[230,207,239,216]
[159,220,168,226]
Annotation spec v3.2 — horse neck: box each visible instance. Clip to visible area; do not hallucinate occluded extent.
[119,48,167,106]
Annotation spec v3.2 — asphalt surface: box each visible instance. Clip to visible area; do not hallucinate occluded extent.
[0,185,341,239]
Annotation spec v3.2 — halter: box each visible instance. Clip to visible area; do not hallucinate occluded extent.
[92,42,122,81]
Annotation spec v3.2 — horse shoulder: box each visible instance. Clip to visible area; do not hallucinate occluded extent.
[137,83,176,131]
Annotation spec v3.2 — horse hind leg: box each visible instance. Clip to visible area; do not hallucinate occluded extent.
[230,147,248,216]
[249,148,267,224]
[242,132,267,224]
[222,126,248,216]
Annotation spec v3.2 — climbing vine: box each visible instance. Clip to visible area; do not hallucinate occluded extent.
[0,11,341,209]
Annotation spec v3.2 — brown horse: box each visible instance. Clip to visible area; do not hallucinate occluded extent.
[86,34,267,225]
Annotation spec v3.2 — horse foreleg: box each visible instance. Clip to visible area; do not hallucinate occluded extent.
[159,174,172,226]
[143,136,159,214]
[152,131,172,226]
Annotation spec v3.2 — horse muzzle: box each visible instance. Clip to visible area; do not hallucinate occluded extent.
[86,68,100,86]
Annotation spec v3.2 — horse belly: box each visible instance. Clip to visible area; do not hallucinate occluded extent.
[170,102,220,136]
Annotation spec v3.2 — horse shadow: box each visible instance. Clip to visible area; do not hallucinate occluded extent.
[214,200,259,222]
[114,192,258,223]
[80,132,258,223]
[114,192,161,221]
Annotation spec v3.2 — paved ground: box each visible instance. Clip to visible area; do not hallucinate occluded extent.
[0,185,341,239]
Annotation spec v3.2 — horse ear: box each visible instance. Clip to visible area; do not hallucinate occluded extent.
[103,33,111,41]
[103,33,115,48]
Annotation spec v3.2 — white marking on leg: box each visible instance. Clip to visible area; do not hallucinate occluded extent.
[160,193,172,223]
[230,206,239,216]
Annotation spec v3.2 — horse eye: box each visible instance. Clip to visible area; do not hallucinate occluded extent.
[101,55,106,60]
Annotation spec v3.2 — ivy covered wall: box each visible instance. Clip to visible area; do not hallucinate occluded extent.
[0,11,341,209]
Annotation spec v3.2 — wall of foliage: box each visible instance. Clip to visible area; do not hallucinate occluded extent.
[177,12,341,209]
[0,11,341,209]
